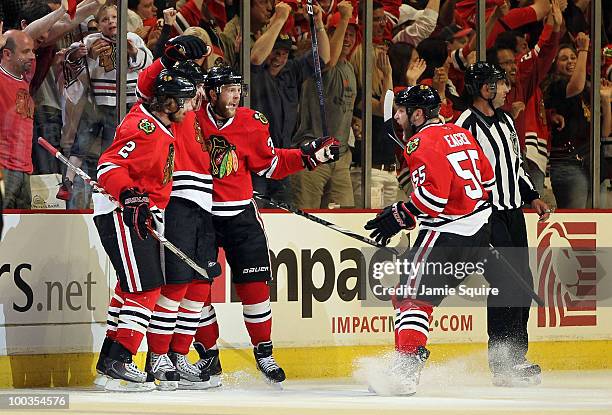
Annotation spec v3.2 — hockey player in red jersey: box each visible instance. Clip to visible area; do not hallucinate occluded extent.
[135,35,224,389]
[192,64,340,384]
[93,69,197,392]
[364,85,495,396]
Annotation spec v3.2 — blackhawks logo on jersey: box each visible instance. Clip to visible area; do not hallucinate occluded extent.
[405,137,420,155]
[253,111,269,125]
[139,119,156,134]
[206,135,238,179]
[98,42,117,73]
[194,118,207,152]
[162,143,175,185]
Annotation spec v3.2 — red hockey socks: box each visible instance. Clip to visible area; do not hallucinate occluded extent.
[105,283,124,340]
[193,283,219,351]
[115,287,161,355]
[170,280,212,355]
[235,281,272,347]
[146,283,189,354]
[392,295,433,354]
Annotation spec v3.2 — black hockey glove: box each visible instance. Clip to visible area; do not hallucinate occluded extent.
[300,136,341,170]
[120,188,152,240]
[364,202,416,246]
[162,35,210,67]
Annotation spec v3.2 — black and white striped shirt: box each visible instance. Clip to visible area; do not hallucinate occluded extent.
[455,107,539,210]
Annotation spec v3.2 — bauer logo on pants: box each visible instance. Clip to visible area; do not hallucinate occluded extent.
[536,221,597,327]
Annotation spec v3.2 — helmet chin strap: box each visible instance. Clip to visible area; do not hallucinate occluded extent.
[408,108,436,133]
[479,82,498,111]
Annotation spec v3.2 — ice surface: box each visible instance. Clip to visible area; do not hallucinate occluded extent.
[2,368,610,414]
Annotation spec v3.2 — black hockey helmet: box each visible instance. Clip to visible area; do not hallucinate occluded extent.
[394,85,442,120]
[464,61,507,97]
[155,69,197,99]
[204,65,243,91]
[172,60,206,85]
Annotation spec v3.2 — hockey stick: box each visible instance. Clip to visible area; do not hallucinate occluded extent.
[381,92,545,307]
[306,0,329,137]
[383,89,406,150]
[37,137,210,280]
[253,192,400,256]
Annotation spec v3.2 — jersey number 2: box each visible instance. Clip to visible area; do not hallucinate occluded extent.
[118,141,136,158]
[447,150,483,200]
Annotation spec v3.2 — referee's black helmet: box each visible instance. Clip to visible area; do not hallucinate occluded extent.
[464,61,507,97]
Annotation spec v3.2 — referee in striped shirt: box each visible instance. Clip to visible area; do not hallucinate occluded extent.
[456,62,551,387]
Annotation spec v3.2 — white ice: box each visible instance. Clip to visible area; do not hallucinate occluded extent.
[2,368,611,414]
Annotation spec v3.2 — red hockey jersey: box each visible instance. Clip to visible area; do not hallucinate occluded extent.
[200,104,304,216]
[93,104,176,217]
[137,59,213,213]
[0,64,35,173]
[403,122,495,236]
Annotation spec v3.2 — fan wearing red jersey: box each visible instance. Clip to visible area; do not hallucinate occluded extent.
[93,69,196,392]
[364,85,494,396]
[191,65,340,384]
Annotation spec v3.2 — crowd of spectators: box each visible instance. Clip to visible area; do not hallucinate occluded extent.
[0,0,611,211]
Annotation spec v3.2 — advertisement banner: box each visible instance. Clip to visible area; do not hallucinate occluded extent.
[0,211,610,355]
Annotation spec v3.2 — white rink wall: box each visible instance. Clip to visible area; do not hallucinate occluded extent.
[0,211,611,356]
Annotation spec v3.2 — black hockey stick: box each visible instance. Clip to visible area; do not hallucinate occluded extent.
[381,92,545,307]
[306,0,329,137]
[38,137,210,280]
[253,192,400,256]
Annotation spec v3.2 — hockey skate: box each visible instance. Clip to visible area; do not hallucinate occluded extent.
[368,346,430,396]
[254,341,286,385]
[104,342,155,392]
[93,337,114,388]
[145,352,181,391]
[492,360,542,387]
[194,343,223,387]
[168,351,211,390]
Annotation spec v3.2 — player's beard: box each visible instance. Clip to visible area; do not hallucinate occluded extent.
[214,100,237,119]
[169,110,186,123]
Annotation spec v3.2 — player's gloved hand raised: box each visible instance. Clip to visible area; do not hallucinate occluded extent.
[120,188,152,240]
[162,35,210,67]
[364,202,416,246]
[300,136,341,170]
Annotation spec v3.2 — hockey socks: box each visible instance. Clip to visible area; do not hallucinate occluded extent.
[392,296,433,354]
[146,283,189,354]
[115,287,160,355]
[105,283,124,339]
[194,289,219,351]
[170,280,212,355]
[235,281,272,346]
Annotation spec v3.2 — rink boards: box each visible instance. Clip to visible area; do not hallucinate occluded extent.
[0,210,611,387]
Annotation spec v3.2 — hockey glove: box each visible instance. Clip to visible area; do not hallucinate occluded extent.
[120,188,152,240]
[162,35,211,67]
[364,202,416,246]
[300,136,341,170]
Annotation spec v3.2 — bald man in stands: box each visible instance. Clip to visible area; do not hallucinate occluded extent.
[0,30,36,209]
